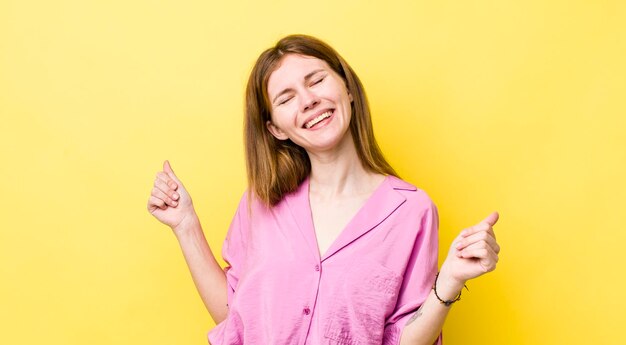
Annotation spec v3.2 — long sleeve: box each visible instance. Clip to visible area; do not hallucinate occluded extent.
[207,192,249,344]
[383,200,442,345]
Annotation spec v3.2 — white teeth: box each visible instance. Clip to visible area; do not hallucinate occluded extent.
[305,111,332,129]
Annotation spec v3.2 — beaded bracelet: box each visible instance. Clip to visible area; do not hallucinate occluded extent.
[432,272,469,306]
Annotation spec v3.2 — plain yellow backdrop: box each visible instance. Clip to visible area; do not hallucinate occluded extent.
[1,0,625,344]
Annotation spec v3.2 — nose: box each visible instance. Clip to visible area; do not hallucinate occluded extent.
[300,89,320,112]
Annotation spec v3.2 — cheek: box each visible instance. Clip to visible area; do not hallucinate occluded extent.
[340,93,353,116]
[271,108,295,128]
[330,85,352,106]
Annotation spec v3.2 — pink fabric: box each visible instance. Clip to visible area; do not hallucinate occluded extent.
[208,175,443,345]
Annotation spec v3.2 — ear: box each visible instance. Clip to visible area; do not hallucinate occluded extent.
[266,120,289,140]
[348,90,353,103]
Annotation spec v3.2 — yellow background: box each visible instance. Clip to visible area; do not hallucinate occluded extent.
[1,0,624,344]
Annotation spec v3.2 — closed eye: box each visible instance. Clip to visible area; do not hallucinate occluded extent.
[311,77,325,86]
[278,96,293,105]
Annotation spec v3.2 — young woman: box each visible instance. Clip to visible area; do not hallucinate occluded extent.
[147,34,501,345]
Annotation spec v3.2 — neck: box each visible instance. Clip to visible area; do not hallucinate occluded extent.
[306,132,383,199]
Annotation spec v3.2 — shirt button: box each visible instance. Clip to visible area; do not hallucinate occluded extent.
[303,307,311,315]
[314,264,320,271]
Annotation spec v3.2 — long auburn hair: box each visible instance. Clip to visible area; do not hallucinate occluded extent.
[245,34,397,206]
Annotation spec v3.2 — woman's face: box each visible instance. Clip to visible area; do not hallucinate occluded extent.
[266,54,353,154]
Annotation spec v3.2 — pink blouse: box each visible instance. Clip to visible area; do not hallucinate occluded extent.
[208,175,443,345]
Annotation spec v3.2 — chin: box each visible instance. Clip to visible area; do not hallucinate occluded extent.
[304,130,353,154]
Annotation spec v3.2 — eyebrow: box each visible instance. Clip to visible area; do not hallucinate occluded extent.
[271,69,326,104]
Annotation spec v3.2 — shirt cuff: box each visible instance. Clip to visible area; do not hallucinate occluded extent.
[207,319,227,345]
[383,311,443,345]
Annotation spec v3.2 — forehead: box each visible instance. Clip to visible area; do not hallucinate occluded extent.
[267,54,331,95]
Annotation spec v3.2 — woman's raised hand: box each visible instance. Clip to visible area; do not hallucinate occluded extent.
[439,212,501,287]
[147,160,197,233]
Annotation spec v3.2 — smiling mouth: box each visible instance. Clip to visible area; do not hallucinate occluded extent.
[304,110,334,129]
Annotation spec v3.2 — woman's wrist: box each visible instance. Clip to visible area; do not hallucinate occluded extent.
[435,266,466,301]
[172,212,202,239]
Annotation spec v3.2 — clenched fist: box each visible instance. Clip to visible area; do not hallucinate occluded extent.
[439,212,501,288]
[147,160,197,233]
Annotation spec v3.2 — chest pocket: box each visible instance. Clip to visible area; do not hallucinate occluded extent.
[323,259,402,345]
